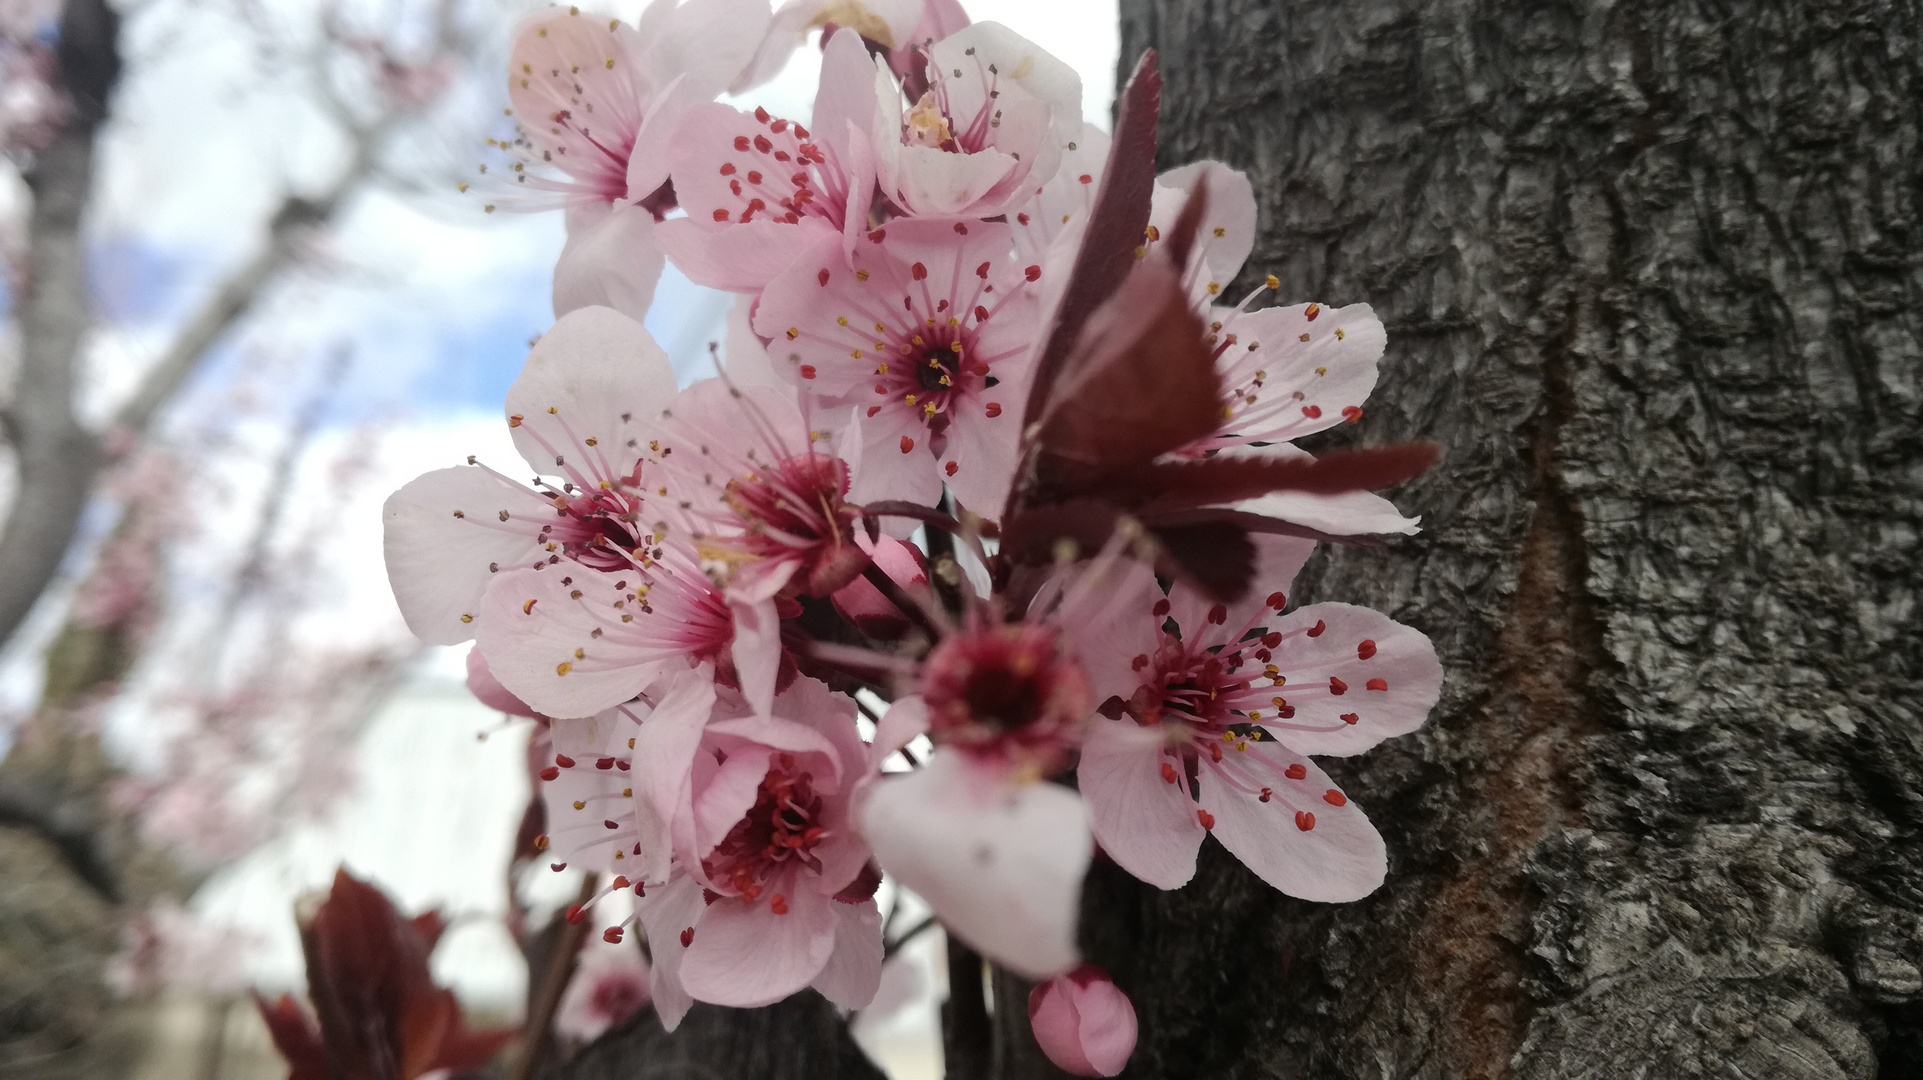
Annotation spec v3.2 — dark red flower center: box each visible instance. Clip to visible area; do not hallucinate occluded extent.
[921,620,1090,771]
[702,753,826,902]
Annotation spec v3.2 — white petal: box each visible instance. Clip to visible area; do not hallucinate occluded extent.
[810,898,884,1011]
[554,204,665,326]
[506,306,675,481]
[1078,718,1203,889]
[383,467,554,645]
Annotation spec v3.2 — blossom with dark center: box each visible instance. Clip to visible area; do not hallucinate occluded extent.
[1068,537,1442,899]
[632,678,881,1027]
[752,218,1041,515]
[384,306,673,647]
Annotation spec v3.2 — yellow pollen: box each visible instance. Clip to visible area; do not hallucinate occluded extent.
[1207,282,1222,295]
[837,315,849,326]
[1265,274,1280,289]
[556,662,572,675]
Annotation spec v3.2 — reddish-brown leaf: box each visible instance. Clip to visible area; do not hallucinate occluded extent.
[253,992,328,1080]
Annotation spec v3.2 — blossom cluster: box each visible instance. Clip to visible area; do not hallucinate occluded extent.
[385,0,1442,1069]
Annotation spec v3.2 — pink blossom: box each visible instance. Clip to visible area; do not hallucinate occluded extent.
[870,22,1082,219]
[830,533,927,639]
[634,678,882,1027]
[1069,537,1442,899]
[750,218,1042,515]
[1027,965,1137,1077]
[651,378,870,603]
[383,306,675,647]
[556,939,652,1043]
[467,646,537,717]
[657,28,878,291]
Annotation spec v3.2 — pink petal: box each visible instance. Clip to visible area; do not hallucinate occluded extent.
[729,597,781,716]
[1164,533,1314,644]
[465,646,536,717]
[1150,161,1256,302]
[382,467,554,645]
[1013,122,1111,265]
[505,306,674,482]
[869,695,930,768]
[553,203,664,325]
[1212,302,1386,444]
[1047,558,1162,704]
[812,27,880,165]
[1197,744,1386,902]
[630,672,721,883]
[475,566,673,718]
[690,744,770,860]
[681,885,839,1007]
[810,898,883,1011]
[1262,602,1441,757]
[635,874,705,1031]
[1077,718,1203,889]
[656,213,835,293]
[890,144,1022,217]
[632,0,772,101]
[1238,487,1421,537]
[542,703,649,873]
[859,754,1089,979]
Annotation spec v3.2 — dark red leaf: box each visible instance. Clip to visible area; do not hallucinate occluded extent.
[1017,50,1163,433]
[253,992,328,1080]
[1150,520,1257,601]
[1030,260,1221,480]
[1161,182,1210,277]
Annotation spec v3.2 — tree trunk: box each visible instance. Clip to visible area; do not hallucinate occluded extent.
[1068,0,1923,1077]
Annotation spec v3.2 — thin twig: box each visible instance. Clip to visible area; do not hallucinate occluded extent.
[884,915,936,960]
[504,874,598,1080]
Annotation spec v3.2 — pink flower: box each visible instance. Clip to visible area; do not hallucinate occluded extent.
[657,28,878,291]
[383,306,674,647]
[651,379,870,602]
[1069,537,1442,899]
[870,22,1082,219]
[750,218,1042,515]
[634,678,882,1027]
[1028,965,1137,1077]
[466,646,537,717]
[556,938,652,1043]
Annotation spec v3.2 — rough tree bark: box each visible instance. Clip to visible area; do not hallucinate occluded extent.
[1059,0,1921,1077]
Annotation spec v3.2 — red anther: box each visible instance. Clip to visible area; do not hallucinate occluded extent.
[799,365,817,379]
[596,757,615,770]
[1324,790,1348,806]
[679,927,695,948]
[945,461,958,476]
[616,760,630,771]
[1206,603,1228,625]
[1340,712,1359,725]
[1302,405,1322,419]
[729,179,742,196]
[1329,677,1348,695]
[1358,639,1378,659]
[611,876,630,890]
[719,162,736,175]
[1131,654,1150,671]
[555,754,576,768]
[1259,788,1273,802]
[549,862,567,871]
[911,262,928,281]
[1366,678,1389,692]
[754,106,770,123]
[1078,174,1092,184]
[1152,599,1171,617]
[976,261,992,279]
[746,197,766,213]
[733,135,751,151]
[953,222,969,234]
[1295,811,1316,831]
[771,118,789,133]
[565,904,586,925]
[867,406,881,417]
[1262,632,1282,648]
[1197,809,1215,829]
[604,819,619,829]
[603,926,624,943]
[538,766,560,781]
[1307,620,1327,637]
[712,208,730,221]
[753,134,773,153]
[1267,591,1287,610]
[1018,212,1031,224]
[1160,762,1178,785]
[818,268,830,286]
[900,436,915,453]
[746,170,763,184]
[633,881,646,896]
[1284,763,1307,780]
[794,124,809,139]
[792,172,808,185]
[975,305,989,322]
[1342,406,1365,423]
[770,894,790,915]
[868,228,886,243]
[1207,742,1223,763]
[1024,265,1042,282]
[984,402,1002,418]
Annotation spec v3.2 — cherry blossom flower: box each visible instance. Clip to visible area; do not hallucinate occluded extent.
[751,218,1042,515]
[657,28,879,291]
[651,378,870,603]
[1068,537,1442,898]
[1028,964,1138,1077]
[870,22,1082,219]
[556,939,652,1043]
[383,305,673,647]
[633,678,882,1026]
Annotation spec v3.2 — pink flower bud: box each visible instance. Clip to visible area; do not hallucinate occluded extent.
[1027,964,1137,1077]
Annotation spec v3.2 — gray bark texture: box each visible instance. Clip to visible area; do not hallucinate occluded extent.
[1080,0,1923,1077]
